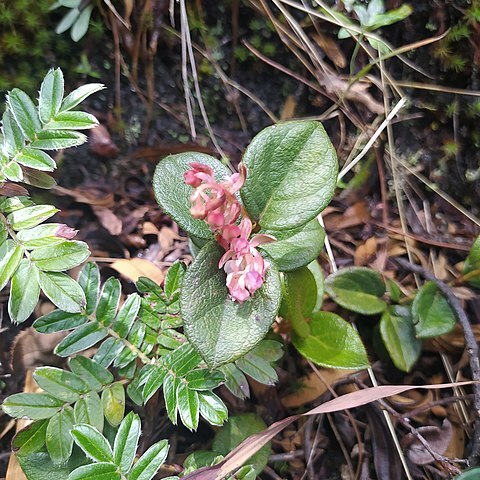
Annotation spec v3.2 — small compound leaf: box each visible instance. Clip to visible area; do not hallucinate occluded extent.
[46,406,75,465]
[380,306,421,372]
[93,338,124,368]
[39,271,86,313]
[78,261,100,315]
[220,363,250,399]
[241,120,338,230]
[181,242,281,368]
[71,4,94,41]
[128,439,169,480]
[16,148,56,171]
[163,374,179,424]
[61,83,105,112]
[31,241,90,272]
[198,392,228,426]
[17,223,72,249]
[236,354,278,386]
[185,369,225,391]
[325,266,387,315]
[177,383,200,431]
[292,311,369,369]
[33,310,87,333]
[21,169,56,189]
[164,261,187,300]
[71,424,113,463]
[142,365,167,403]
[2,109,25,155]
[55,322,107,357]
[412,281,456,338]
[12,420,48,457]
[3,161,24,181]
[74,392,104,432]
[33,366,89,402]
[0,240,23,290]
[113,411,141,473]
[250,339,283,363]
[39,68,64,124]
[7,88,41,141]
[47,111,98,130]
[68,462,120,480]
[7,204,59,230]
[259,219,325,271]
[69,356,114,391]
[96,277,121,326]
[153,153,233,240]
[102,382,125,427]
[2,392,65,420]
[8,259,40,323]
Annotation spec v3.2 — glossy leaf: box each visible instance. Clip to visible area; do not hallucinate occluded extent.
[39,68,64,124]
[68,463,120,480]
[114,412,141,473]
[46,406,75,465]
[78,261,100,315]
[2,393,65,420]
[96,277,121,325]
[16,148,56,171]
[163,374,179,424]
[102,382,125,427]
[325,266,387,315]
[33,367,89,402]
[34,310,87,333]
[61,83,105,111]
[30,130,87,150]
[8,259,40,323]
[93,338,124,368]
[292,311,369,369]
[7,88,41,141]
[8,204,59,230]
[39,271,86,313]
[153,153,232,239]
[74,392,104,432]
[3,161,23,181]
[142,365,167,403]
[181,242,281,367]
[71,424,113,463]
[17,223,70,249]
[259,219,325,271]
[69,356,114,391]
[236,354,277,385]
[113,293,141,337]
[185,369,225,391]
[177,383,200,430]
[55,322,107,356]
[0,195,34,213]
[128,439,169,480]
[380,306,421,372]
[412,281,456,338]
[198,392,228,426]
[164,261,186,299]
[241,120,338,230]
[2,109,25,155]
[220,363,250,399]
[0,240,23,290]
[12,420,48,457]
[31,241,90,272]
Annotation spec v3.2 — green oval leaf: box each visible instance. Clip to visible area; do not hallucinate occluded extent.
[33,366,90,402]
[198,392,228,426]
[2,392,65,420]
[240,120,338,230]
[69,356,114,391]
[78,261,100,315]
[112,293,141,337]
[96,277,121,326]
[181,242,281,368]
[259,218,325,271]
[71,424,113,463]
[33,310,87,333]
[2,109,25,155]
[47,111,98,130]
[412,281,456,338]
[292,311,369,369]
[153,153,233,239]
[39,68,65,124]
[7,204,59,230]
[128,439,169,480]
[61,83,105,112]
[38,271,86,313]
[16,148,56,171]
[9,259,40,323]
[68,462,120,480]
[7,88,41,141]
[55,322,107,357]
[102,382,125,427]
[177,383,199,431]
[46,406,75,465]
[17,223,70,249]
[0,240,23,290]
[30,130,87,150]
[307,259,324,312]
[113,412,141,472]
[380,305,421,372]
[31,240,90,272]
[74,392,104,432]
[325,266,387,315]
[12,420,48,457]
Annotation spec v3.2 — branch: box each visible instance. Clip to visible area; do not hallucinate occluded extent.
[395,257,480,465]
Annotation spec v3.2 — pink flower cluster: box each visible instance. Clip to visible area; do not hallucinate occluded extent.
[184,162,273,303]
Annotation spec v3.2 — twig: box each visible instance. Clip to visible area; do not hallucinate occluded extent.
[396,257,480,465]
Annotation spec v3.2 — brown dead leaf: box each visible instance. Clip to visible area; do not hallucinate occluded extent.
[324,202,370,230]
[281,368,355,408]
[143,221,159,235]
[354,237,377,266]
[158,226,181,252]
[55,182,115,207]
[313,33,347,68]
[0,182,29,197]
[424,324,480,353]
[111,258,164,284]
[402,419,452,465]
[89,124,119,157]
[92,206,123,235]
